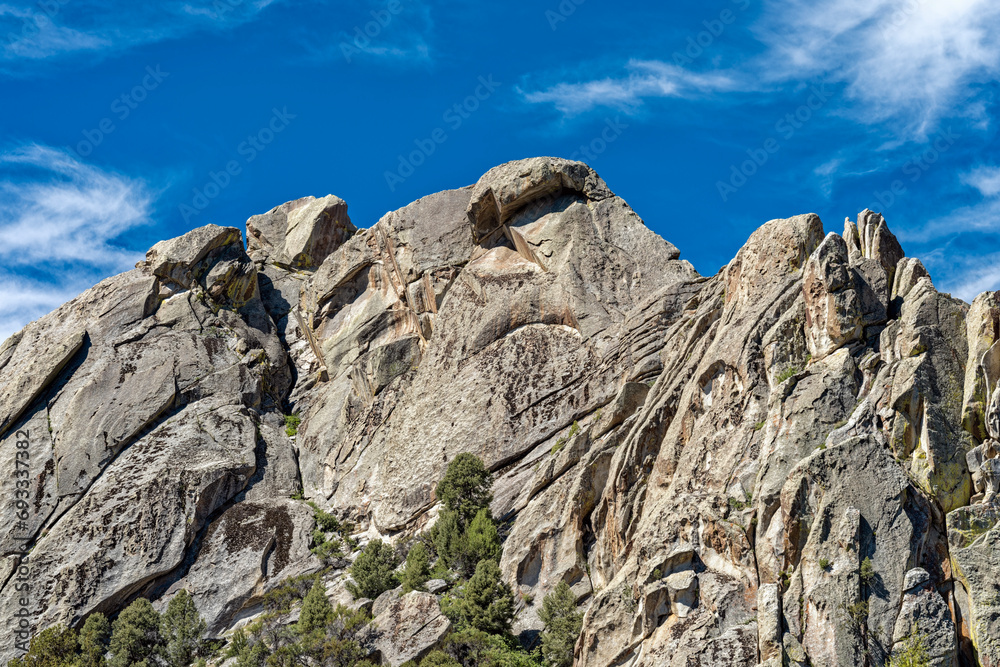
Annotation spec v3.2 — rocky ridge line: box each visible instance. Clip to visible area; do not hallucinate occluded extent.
[0,157,998,667]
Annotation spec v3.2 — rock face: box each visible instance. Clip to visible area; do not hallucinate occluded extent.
[365,591,451,666]
[891,568,958,667]
[0,156,997,666]
[0,224,314,654]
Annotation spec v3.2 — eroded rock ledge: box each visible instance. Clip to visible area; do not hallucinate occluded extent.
[1,157,997,667]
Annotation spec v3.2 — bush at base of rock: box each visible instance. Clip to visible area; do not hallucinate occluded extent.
[79,613,111,667]
[108,599,165,667]
[408,649,461,667]
[441,560,516,636]
[262,571,324,614]
[440,628,541,667]
[10,595,210,667]
[8,589,213,667]
[7,625,81,667]
[431,510,468,573]
[162,590,208,667]
[427,454,504,579]
[227,594,373,667]
[402,542,432,593]
[466,509,502,565]
[348,538,401,600]
[298,579,335,634]
[887,630,932,667]
[538,582,583,667]
[304,501,356,567]
[435,453,494,528]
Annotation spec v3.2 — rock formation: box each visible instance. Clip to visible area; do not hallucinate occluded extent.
[2,156,999,666]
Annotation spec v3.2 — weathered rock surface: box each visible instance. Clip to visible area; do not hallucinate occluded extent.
[247,195,354,270]
[0,224,305,656]
[364,591,450,666]
[891,568,958,667]
[2,160,998,666]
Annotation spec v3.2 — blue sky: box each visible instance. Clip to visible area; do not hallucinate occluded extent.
[1,0,999,340]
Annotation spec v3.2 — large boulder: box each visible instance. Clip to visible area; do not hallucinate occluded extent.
[802,232,863,359]
[247,195,355,270]
[365,591,450,666]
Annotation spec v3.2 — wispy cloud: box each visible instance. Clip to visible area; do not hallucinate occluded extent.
[923,241,1000,303]
[0,5,108,60]
[950,260,1000,303]
[0,278,81,346]
[522,0,1000,137]
[902,186,1000,246]
[0,145,153,342]
[521,60,743,115]
[962,165,1000,198]
[901,164,1000,301]
[0,1,278,71]
[297,0,433,66]
[753,0,1000,135]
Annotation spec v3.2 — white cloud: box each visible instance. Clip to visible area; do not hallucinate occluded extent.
[521,60,742,115]
[753,0,1000,135]
[298,0,433,66]
[0,278,81,344]
[0,1,279,68]
[904,165,1000,302]
[522,0,1000,135]
[0,145,153,342]
[948,260,1000,302]
[962,166,1000,198]
[922,243,1000,303]
[901,169,1000,245]
[0,5,108,60]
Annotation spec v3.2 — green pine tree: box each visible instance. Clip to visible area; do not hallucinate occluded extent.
[442,628,541,667]
[298,603,371,667]
[298,578,335,634]
[887,625,932,667]
[443,560,515,635]
[78,613,111,667]
[401,543,431,593]
[161,589,207,667]
[348,539,400,600]
[538,581,583,667]
[436,453,494,527]
[108,598,163,667]
[7,625,79,667]
[466,508,502,566]
[431,510,467,572]
[418,650,461,667]
[230,629,268,667]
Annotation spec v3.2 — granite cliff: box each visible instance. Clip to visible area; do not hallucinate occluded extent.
[2,157,999,667]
